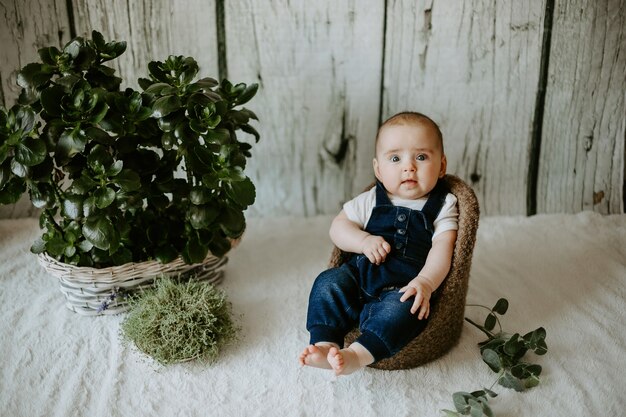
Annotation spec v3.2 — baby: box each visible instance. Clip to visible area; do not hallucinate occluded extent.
[299,111,458,375]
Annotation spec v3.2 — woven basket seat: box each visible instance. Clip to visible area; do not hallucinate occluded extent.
[328,174,479,370]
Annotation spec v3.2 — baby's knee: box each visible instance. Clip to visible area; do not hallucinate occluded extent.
[311,266,357,295]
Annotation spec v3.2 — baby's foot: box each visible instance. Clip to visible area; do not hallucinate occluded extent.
[327,347,363,376]
[299,344,333,369]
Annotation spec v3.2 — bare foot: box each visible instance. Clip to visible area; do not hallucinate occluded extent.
[299,344,333,369]
[327,346,363,376]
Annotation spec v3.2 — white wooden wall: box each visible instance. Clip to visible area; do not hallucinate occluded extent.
[1,0,624,219]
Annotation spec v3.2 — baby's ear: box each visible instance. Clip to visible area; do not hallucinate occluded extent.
[439,155,447,178]
[373,158,382,180]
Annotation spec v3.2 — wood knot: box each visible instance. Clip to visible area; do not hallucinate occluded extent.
[593,190,604,205]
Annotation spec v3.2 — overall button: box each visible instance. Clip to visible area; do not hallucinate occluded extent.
[395,242,403,250]
[397,228,406,235]
[397,213,407,222]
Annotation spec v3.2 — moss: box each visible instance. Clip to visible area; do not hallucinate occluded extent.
[121,277,238,365]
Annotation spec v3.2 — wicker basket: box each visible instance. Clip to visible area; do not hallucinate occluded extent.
[38,251,230,316]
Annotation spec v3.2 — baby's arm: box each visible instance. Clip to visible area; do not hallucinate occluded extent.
[330,210,391,265]
[399,229,457,319]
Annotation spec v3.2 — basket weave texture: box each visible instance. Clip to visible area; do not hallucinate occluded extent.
[39,251,229,316]
[331,174,480,370]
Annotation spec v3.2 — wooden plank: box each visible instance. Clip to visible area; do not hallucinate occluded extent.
[537,0,625,214]
[224,0,385,216]
[382,0,546,215]
[71,0,219,90]
[0,0,70,219]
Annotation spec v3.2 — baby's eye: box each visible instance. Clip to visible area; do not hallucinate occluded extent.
[390,155,400,162]
[416,154,427,161]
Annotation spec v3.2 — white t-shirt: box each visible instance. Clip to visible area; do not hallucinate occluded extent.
[343,188,459,239]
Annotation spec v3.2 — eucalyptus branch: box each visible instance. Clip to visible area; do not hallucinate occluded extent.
[441,298,548,417]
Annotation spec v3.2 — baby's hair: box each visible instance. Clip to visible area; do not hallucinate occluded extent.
[376,111,444,153]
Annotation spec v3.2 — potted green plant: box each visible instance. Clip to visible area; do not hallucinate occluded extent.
[0,31,259,314]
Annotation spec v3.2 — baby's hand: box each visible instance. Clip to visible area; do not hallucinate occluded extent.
[399,278,433,320]
[360,235,391,265]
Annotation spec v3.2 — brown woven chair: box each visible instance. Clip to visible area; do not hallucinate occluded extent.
[329,174,480,370]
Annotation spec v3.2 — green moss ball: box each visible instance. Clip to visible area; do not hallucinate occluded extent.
[121,277,238,365]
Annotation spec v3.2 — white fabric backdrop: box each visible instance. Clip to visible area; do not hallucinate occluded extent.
[1,212,625,416]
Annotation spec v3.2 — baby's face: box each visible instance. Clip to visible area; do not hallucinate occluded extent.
[373,123,446,200]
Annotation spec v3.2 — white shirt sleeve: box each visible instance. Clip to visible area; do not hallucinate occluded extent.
[342,188,376,228]
[432,193,459,239]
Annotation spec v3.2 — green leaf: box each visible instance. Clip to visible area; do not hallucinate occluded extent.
[0,162,10,188]
[111,246,133,265]
[62,193,84,219]
[94,186,116,209]
[182,234,208,264]
[10,159,29,178]
[452,392,471,413]
[534,339,548,355]
[154,244,178,264]
[77,239,93,253]
[235,83,258,105]
[189,186,213,205]
[30,237,47,254]
[114,169,141,191]
[0,178,25,204]
[40,85,66,117]
[498,371,526,392]
[189,205,220,229]
[29,183,54,208]
[106,160,123,176]
[87,144,113,173]
[71,174,97,194]
[152,95,182,118]
[144,82,175,96]
[83,215,117,250]
[441,411,461,417]
[14,137,47,166]
[227,177,256,208]
[208,234,231,257]
[85,126,114,145]
[524,374,541,389]
[484,313,496,331]
[492,298,509,315]
[56,128,88,163]
[17,63,52,89]
[503,333,521,356]
[240,123,260,142]
[46,235,68,257]
[194,77,218,89]
[481,349,501,372]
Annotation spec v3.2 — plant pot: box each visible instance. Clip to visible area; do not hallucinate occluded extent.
[38,250,230,316]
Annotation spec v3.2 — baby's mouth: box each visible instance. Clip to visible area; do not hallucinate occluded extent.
[401,179,417,186]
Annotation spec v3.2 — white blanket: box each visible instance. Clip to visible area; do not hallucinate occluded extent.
[1,213,625,417]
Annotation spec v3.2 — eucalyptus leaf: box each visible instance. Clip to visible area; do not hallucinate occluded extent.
[492,298,509,315]
[481,349,501,372]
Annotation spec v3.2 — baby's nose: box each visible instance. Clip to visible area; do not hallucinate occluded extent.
[403,162,416,171]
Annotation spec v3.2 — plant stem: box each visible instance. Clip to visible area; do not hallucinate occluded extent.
[465,303,504,333]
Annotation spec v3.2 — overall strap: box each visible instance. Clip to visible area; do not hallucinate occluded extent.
[374,180,393,206]
[421,179,449,227]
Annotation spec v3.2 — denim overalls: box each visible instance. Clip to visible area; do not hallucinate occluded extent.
[306,180,448,361]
